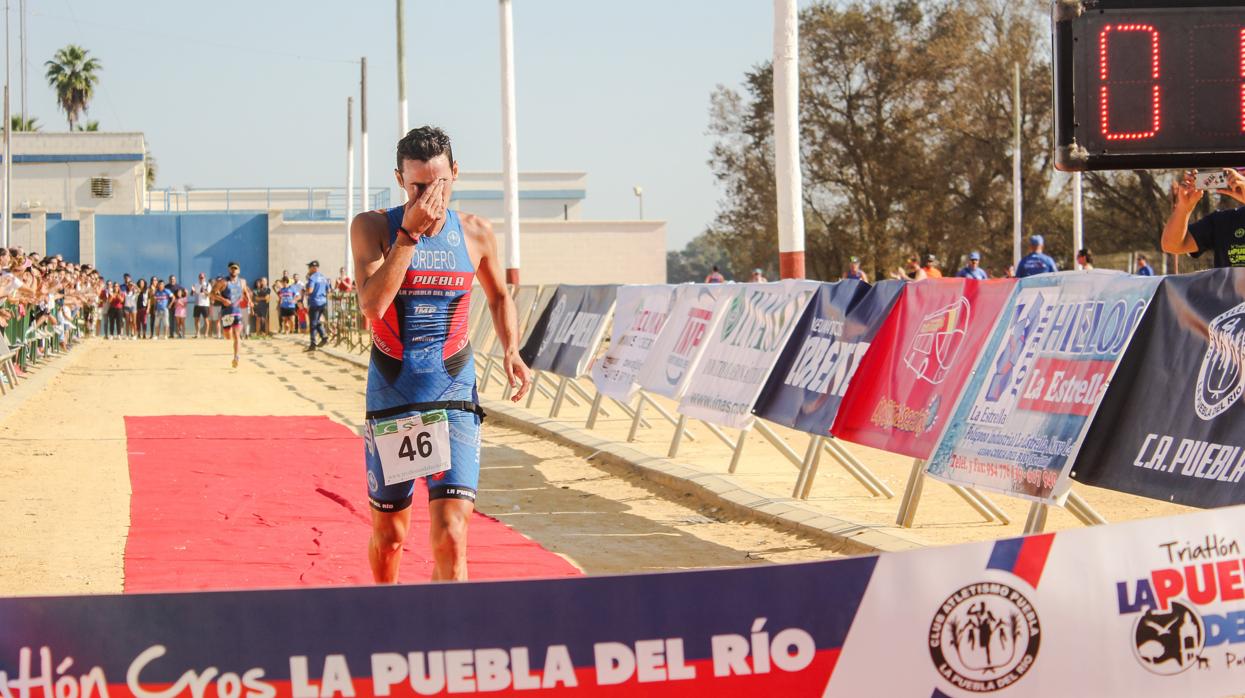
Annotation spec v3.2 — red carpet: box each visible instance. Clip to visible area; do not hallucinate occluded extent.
[123,415,581,592]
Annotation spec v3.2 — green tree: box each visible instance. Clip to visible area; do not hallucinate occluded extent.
[10,115,39,132]
[667,230,734,283]
[74,120,100,132]
[45,45,101,131]
[703,0,1068,280]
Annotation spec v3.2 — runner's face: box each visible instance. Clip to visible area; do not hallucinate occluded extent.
[396,154,456,207]
[229,267,239,279]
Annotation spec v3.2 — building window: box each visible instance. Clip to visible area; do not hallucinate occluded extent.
[90,177,114,199]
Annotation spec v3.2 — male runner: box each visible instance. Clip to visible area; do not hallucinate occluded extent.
[352,126,531,583]
[211,262,251,368]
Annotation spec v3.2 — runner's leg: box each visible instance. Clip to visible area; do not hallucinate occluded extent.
[368,508,412,583]
[428,498,473,581]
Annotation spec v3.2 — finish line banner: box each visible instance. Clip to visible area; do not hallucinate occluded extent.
[925,271,1160,504]
[590,285,676,401]
[519,285,617,379]
[1074,268,1245,507]
[4,507,1245,696]
[832,278,1016,459]
[637,284,726,400]
[678,280,819,430]
[752,280,903,435]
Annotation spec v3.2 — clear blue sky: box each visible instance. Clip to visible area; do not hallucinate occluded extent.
[20,1,811,250]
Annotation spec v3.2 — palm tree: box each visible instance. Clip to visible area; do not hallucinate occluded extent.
[74,120,99,132]
[10,115,39,132]
[44,45,101,130]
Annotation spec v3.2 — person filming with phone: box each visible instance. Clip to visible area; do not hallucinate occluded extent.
[1162,168,1245,267]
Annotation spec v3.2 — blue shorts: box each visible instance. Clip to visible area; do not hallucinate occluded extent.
[363,407,481,511]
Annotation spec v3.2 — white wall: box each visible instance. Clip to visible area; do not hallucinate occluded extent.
[266,213,665,288]
[10,132,146,219]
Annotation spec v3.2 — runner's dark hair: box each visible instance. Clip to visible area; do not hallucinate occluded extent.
[396,126,454,170]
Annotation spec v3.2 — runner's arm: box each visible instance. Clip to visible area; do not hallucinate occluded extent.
[464,213,531,402]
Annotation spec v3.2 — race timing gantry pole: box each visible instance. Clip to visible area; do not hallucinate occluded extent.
[773,0,805,279]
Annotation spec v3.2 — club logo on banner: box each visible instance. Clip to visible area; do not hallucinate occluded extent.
[832,279,1016,459]
[678,280,819,429]
[926,271,1159,504]
[519,285,618,379]
[590,285,676,401]
[1074,269,1245,508]
[753,280,902,436]
[1195,300,1245,421]
[637,285,726,400]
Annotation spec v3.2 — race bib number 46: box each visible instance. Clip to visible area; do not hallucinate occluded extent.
[373,410,451,485]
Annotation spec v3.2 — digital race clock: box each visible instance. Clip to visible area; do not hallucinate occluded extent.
[1054,0,1245,171]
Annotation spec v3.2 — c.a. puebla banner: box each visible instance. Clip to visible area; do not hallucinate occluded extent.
[637,284,728,400]
[751,280,903,435]
[1073,268,1245,507]
[678,280,819,430]
[590,285,676,401]
[925,271,1160,504]
[519,285,617,378]
[6,507,1245,697]
[832,278,1016,459]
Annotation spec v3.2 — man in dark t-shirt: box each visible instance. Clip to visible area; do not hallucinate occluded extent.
[1162,168,1245,267]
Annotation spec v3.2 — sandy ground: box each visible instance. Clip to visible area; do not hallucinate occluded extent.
[0,337,842,596]
[471,365,1195,549]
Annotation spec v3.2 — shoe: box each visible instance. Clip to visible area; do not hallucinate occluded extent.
[304,345,316,352]
[232,356,239,368]
[317,337,328,348]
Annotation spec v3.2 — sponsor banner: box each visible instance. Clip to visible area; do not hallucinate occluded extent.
[752,280,904,435]
[925,271,1160,504]
[637,284,729,400]
[678,280,820,430]
[519,285,617,378]
[591,285,677,401]
[827,505,1245,696]
[5,508,1245,696]
[0,555,878,697]
[832,278,1017,459]
[1074,268,1245,507]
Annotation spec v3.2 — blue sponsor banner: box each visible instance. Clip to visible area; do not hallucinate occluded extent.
[0,556,877,696]
[519,285,617,378]
[926,271,1160,504]
[1073,268,1245,507]
[752,280,903,435]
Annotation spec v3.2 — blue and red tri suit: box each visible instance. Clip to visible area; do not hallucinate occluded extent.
[364,207,483,510]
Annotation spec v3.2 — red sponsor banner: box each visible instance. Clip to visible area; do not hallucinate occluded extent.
[831,278,1016,459]
[1015,356,1113,417]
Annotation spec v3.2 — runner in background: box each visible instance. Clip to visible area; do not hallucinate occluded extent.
[211,262,251,369]
[704,265,726,283]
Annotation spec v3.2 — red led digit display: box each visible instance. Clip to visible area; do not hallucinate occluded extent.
[1056,2,1245,171]
[1098,23,1161,141]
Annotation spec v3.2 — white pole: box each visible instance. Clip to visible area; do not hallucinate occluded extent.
[360,57,369,217]
[1072,172,1084,267]
[345,97,355,272]
[499,0,521,285]
[773,0,805,279]
[17,0,23,125]
[1012,62,1023,267]
[3,1,10,249]
[396,0,408,143]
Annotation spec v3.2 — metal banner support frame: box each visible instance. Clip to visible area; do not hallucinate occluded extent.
[893,459,1011,528]
[1022,490,1106,534]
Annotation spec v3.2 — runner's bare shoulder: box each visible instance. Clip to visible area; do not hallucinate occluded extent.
[351,209,391,248]
[458,212,493,241]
